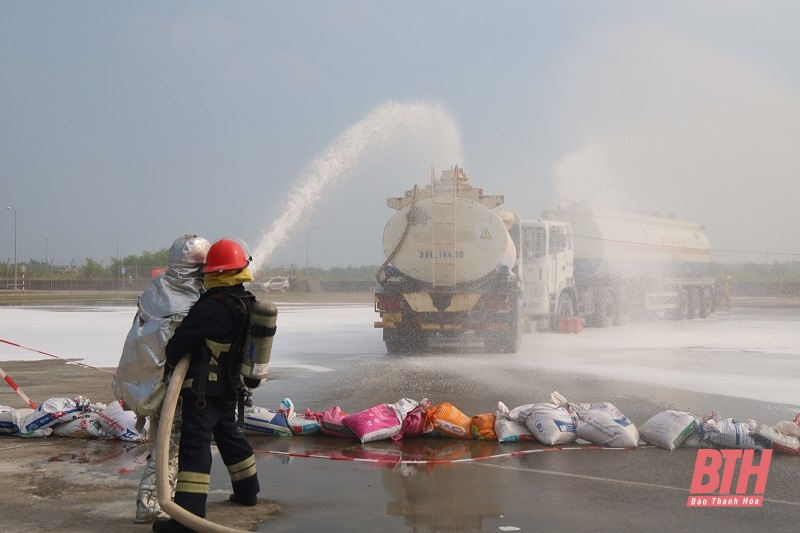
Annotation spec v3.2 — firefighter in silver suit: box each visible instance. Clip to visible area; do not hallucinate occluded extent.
[112,234,210,523]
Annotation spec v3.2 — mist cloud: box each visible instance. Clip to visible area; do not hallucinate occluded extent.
[552,25,800,262]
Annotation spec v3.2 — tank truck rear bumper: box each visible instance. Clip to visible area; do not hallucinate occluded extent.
[374,291,516,333]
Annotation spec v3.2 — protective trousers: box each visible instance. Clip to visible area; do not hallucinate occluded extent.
[136,410,182,523]
[174,390,259,517]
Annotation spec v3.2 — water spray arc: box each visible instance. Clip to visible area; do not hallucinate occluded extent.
[250,101,462,270]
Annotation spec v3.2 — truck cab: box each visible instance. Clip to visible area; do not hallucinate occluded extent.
[517,220,575,329]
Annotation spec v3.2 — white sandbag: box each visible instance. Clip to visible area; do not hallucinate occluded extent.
[495,402,535,443]
[525,403,577,446]
[52,412,110,439]
[638,410,696,451]
[97,400,148,442]
[752,424,800,454]
[504,403,537,423]
[552,392,639,448]
[774,416,800,438]
[699,418,765,450]
[0,405,17,434]
[0,408,51,437]
[22,396,90,433]
[241,405,292,437]
[573,403,640,448]
[278,398,321,435]
[682,414,717,448]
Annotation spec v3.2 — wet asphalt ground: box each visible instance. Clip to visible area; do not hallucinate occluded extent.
[0,300,798,532]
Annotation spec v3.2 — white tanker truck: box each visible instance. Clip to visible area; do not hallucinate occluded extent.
[374,166,716,354]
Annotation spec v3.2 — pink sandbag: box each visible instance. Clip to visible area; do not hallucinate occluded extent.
[344,403,403,443]
[308,406,357,438]
[392,404,428,441]
[343,398,419,443]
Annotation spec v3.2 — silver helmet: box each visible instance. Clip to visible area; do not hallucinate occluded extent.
[167,234,210,278]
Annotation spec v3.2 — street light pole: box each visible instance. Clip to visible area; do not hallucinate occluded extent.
[115,237,119,294]
[306,226,318,285]
[6,207,17,290]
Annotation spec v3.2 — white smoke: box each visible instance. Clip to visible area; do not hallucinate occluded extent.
[551,25,800,262]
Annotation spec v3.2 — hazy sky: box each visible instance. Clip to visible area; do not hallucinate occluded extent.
[3,1,800,270]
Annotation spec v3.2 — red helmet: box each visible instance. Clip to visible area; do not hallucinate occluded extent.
[202,238,251,273]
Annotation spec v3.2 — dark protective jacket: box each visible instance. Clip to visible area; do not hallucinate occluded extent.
[165,284,254,399]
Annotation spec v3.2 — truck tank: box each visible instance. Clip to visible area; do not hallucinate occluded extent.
[382,167,516,286]
[542,205,712,280]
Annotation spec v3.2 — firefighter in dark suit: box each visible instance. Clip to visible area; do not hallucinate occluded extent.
[153,238,261,533]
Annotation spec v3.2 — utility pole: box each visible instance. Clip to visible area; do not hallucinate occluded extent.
[6,207,17,290]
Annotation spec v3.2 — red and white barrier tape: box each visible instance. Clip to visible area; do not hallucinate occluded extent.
[0,338,114,374]
[0,365,38,409]
[252,444,643,464]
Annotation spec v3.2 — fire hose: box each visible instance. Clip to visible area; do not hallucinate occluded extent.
[155,356,249,533]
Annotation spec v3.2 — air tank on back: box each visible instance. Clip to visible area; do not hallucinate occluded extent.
[382,167,516,285]
[542,204,712,280]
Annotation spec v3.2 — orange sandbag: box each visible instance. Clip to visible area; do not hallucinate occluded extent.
[423,402,472,439]
[470,413,497,440]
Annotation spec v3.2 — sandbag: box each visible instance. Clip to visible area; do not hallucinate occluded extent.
[241,405,293,437]
[344,398,419,443]
[470,413,497,441]
[278,398,321,435]
[312,406,357,438]
[698,417,765,450]
[52,412,110,439]
[97,400,149,442]
[1,407,51,437]
[752,423,800,454]
[393,400,430,441]
[553,393,639,448]
[0,406,16,434]
[423,402,472,439]
[638,410,695,451]
[495,402,535,442]
[23,396,90,433]
[525,403,578,446]
[774,415,800,438]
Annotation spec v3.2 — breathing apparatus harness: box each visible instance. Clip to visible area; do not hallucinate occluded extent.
[194,290,278,429]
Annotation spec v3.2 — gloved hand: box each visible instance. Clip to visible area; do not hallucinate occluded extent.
[239,374,261,390]
[163,363,175,383]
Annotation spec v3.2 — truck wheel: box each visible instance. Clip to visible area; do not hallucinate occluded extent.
[614,289,631,326]
[487,296,522,353]
[550,293,575,331]
[700,287,714,318]
[523,317,534,334]
[688,289,701,319]
[485,331,520,353]
[593,290,616,328]
[384,330,427,354]
[676,288,690,320]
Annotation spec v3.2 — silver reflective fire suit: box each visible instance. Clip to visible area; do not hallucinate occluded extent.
[112,235,209,523]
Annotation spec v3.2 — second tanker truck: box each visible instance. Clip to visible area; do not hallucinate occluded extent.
[374,166,716,354]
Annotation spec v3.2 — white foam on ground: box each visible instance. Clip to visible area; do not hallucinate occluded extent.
[0,306,798,407]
